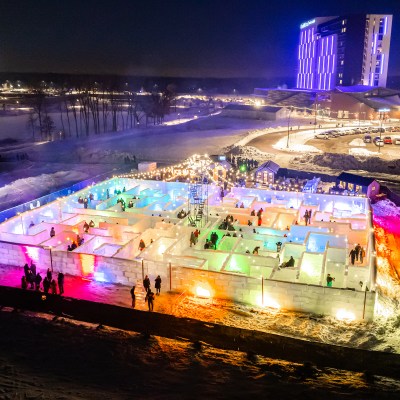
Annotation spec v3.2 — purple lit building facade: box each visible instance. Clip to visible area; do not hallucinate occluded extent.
[297,14,392,91]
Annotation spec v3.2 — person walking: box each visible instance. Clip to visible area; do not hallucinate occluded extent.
[360,247,366,263]
[355,244,361,262]
[304,210,309,226]
[57,272,64,295]
[326,274,335,287]
[130,285,136,308]
[43,277,50,294]
[50,279,57,295]
[190,231,196,247]
[349,248,356,265]
[145,289,155,311]
[143,275,151,293]
[35,272,42,291]
[155,275,162,295]
[194,229,199,244]
[21,276,27,290]
[50,227,56,237]
[30,261,37,278]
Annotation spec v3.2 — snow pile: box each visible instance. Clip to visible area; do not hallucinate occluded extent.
[272,128,323,153]
[372,199,400,219]
[225,145,275,163]
[76,147,137,163]
[349,148,381,157]
[290,153,400,175]
[349,138,366,147]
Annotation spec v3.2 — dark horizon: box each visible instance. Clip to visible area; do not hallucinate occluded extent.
[0,0,399,81]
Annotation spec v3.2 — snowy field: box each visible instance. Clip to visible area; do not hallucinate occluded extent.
[2,309,400,399]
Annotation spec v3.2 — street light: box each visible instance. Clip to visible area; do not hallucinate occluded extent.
[378,108,390,153]
[314,93,318,134]
[286,107,294,148]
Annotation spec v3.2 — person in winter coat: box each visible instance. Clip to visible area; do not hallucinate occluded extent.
[50,279,57,295]
[57,272,64,295]
[190,231,196,247]
[21,276,27,290]
[130,285,136,308]
[35,273,42,291]
[349,248,356,265]
[360,247,366,263]
[155,275,162,295]
[143,275,151,293]
[145,290,155,311]
[43,277,50,294]
[326,274,335,287]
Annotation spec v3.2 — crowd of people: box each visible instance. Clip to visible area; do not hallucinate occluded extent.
[67,234,85,251]
[22,261,64,295]
[78,193,95,209]
[303,209,313,226]
[204,231,219,249]
[130,274,162,311]
[349,244,366,265]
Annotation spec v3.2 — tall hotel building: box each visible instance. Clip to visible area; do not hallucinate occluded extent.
[297,14,392,90]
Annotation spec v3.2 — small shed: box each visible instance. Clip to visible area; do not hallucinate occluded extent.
[336,172,380,199]
[254,161,280,184]
[221,104,286,120]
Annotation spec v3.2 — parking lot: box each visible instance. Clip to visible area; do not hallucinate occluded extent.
[307,125,400,158]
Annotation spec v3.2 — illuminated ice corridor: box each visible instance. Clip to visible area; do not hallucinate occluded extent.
[0,177,377,320]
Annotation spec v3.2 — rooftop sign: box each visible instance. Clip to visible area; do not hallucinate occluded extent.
[300,19,316,29]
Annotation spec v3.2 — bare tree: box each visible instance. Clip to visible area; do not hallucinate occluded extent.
[41,114,55,141]
[30,90,46,139]
[26,112,37,141]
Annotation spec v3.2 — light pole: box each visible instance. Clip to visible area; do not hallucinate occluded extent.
[378,108,389,153]
[286,107,294,148]
[314,93,318,134]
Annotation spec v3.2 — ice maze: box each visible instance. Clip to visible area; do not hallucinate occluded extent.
[0,177,377,320]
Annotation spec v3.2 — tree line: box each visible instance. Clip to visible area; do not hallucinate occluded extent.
[26,84,176,142]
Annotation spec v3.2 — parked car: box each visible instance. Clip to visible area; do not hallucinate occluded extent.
[326,131,340,138]
[363,135,372,143]
[374,138,384,147]
[383,136,392,144]
[315,133,330,139]
[394,138,400,145]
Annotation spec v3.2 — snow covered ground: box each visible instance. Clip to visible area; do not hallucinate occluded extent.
[2,308,400,399]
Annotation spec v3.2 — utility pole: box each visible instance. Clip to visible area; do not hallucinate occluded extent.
[314,93,318,134]
[286,107,293,148]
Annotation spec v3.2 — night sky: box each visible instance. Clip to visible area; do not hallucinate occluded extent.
[0,0,399,79]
